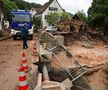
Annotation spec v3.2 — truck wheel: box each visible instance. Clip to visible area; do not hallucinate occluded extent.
[13,36,17,40]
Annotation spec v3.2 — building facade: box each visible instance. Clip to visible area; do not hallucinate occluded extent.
[35,0,64,28]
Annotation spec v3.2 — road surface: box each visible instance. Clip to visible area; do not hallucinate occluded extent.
[0,37,108,90]
[0,38,35,90]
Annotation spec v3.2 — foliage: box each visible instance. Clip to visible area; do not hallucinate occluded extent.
[61,12,70,20]
[46,12,71,25]
[2,0,42,23]
[33,16,42,28]
[46,12,60,25]
[68,12,73,17]
[90,14,105,27]
[10,0,42,10]
[2,0,18,22]
[88,0,108,35]
[76,10,87,22]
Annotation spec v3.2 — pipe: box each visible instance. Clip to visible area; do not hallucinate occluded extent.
[42,64,50,81]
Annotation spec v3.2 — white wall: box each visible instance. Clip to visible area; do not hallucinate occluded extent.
[42,0,64,28]
[30,8,37,18]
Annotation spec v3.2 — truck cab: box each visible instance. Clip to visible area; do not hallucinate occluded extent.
[11,10,33,40]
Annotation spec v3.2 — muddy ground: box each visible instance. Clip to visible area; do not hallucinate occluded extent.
[0,38,35,90]
[51,40,108,90]
[0,36,108,90]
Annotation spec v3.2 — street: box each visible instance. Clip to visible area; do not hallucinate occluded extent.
[0,37,108,90]
[0,38,34,90]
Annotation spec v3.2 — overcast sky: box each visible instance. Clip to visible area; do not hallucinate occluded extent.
[24,0,92,15]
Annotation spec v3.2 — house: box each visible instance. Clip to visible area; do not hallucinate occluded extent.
[0,1,3,30]
[35,0,64,28]
[72,14,81,21]
[30,8,38,18]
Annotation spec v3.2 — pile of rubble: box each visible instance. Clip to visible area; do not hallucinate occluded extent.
[57,14,86,33]
[56,14,108,44]
[0,29,11,41]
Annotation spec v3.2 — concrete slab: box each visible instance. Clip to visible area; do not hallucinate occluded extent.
[61,78,72,89]
[42,81,61,90]
[28,64,38,89]
[39,45,52,60]
[54,35,64,45]
[42,80,72,90]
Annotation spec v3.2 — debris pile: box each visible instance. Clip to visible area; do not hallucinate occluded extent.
[57,14,86,33]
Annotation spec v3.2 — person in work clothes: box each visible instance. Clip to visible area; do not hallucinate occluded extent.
[20,24,29,49]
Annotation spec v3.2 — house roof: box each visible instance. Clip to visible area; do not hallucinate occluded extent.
[72,14,81,21]
[35,8,42,13]
[36,0,64,15]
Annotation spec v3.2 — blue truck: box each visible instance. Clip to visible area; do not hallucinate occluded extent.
[11,10,33,40]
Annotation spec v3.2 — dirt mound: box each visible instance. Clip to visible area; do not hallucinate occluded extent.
[0,29,11,38]
[72,76,91,90]
[49,68,91,90]
[0,30,3,37]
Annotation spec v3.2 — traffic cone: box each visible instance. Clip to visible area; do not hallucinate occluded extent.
[32,42,38,56]
[21,52,29,72]
[17,65,30,90]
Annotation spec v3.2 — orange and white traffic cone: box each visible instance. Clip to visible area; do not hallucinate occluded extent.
[32,42,38,56]
[17,65,30,90]
[21,52,29,72]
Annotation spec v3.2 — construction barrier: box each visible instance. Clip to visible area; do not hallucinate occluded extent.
[21,52,31,73]
[32,42,39,63]
[17,65,30,90]
[32,42,38,56]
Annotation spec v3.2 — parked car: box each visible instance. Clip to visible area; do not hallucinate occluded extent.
[45,26,58,32]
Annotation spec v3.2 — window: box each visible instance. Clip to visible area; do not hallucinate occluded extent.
[49,7,58,11]
[12,14,31,22]
[55,8,58,11]
[54,8,58,11]
[45,15,49,19]
[49,7,53,11]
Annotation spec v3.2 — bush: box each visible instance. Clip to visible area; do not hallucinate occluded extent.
[33,16,42,29]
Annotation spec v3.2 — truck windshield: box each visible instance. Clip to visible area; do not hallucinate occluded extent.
[12,14,31,22]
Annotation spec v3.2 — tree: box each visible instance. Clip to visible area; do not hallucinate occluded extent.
[61,12,70,21]
[10,0,42,10]
[2,0,42,23]
[46,12,60,25]
[2,0,18,22]
[30,3,42,9]
[76,10,87,22]
[33,16,42,28]
[88,0,108,35]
